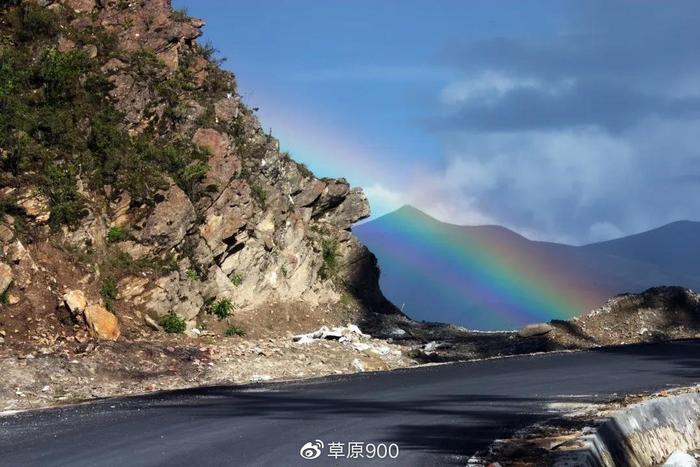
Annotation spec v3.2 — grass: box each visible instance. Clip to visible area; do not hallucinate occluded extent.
[209,298,234,319]
[171,8,188,22]
[106,226,125,243]
[100,276,118,308]
[186,268,201,281]
[224,325,246,337]
[319,238,340,280]
[160,313,186,334]
[230,272,243,287]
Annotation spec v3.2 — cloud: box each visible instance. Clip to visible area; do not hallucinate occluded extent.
[436,80,700,133]
[394,0,700,243]
[433,0,700,134]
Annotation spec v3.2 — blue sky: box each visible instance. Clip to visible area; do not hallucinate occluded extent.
[174,0,700,244]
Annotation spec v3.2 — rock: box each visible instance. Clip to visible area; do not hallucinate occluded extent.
[518,323,554,338]
[0,224,13,242]
[63,290,88,315]
[293,325,366,343]
[324,188,371,229]
[351,359,365,372]
[664,451,698,467]
[84,305,120,341]
[0,262,12,295]
[63,0,95,13]
[144,315,162,332]
[141,272,203,321]
[16,188,50,224]
[140,183,195,251]
[424,341,449,352]
[250,375,272,383]
[192,128,240,188]
[117,276,149,300]
[214,96,238,122]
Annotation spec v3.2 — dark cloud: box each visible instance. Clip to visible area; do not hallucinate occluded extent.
[438,0,700,133]
[439,81,700,133]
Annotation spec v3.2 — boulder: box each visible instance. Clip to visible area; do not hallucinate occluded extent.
[0,262,12,295]
[63,290,87,314]
[518,323,554,338]
[84,305,120,341]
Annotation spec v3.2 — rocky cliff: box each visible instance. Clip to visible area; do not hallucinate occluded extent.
[0,0,398,346]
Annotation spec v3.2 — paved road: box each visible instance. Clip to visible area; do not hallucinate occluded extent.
[3,341,700,467]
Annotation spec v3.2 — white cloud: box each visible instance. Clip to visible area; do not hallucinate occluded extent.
[364,118,700,244]
[440,72,539,106]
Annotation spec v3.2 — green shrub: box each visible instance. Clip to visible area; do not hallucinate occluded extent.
[319,238,339,280]
[178,161,209,197]
[230,272,243,287]
[160,313,186,334]
[209,298,234,319]
[100,276,118,302]
[9,4,59,43]
[43,165,85,228]
[250,183,267,208]
[224,325,246,337]
[186,268,201,281]
[107,226,125,244]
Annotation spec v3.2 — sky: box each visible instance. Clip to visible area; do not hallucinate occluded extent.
[174,0,700,245]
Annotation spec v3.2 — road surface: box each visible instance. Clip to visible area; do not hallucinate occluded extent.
[3,340,700,466]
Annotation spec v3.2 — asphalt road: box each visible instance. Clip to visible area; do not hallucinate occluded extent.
[3,341,700,467]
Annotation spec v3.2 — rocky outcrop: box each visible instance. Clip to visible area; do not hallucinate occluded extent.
[0,0,399,346]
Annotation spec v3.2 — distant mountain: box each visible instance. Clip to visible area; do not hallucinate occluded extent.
[354,206,700,330]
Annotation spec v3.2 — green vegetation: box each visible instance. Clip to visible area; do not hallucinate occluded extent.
[101,251,178,279]
[160,313,186,334]
[171,7,188,22]
[339,292,357,307]
[100,276,118,308]
[282,151,313,179]
[224,325,246,337]
[107,226,125,244]
[8,3,59,43]
[230,272,244,287]
[250,183,267,208]
[319,238,340,280]
[0,283,11,305]
[178,161,209,198]
[186,268,201,281]
[209,298,234,319]
[0,4,214,230]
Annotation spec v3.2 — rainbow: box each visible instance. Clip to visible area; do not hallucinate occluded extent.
[250,94,403,216]
[355,206,606,330]
[250,93,604,330]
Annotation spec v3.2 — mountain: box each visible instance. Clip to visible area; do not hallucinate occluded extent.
[0,0,398,346]
[354,205,700,330]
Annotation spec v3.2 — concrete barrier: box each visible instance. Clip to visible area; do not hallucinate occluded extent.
[555,392,700,467]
